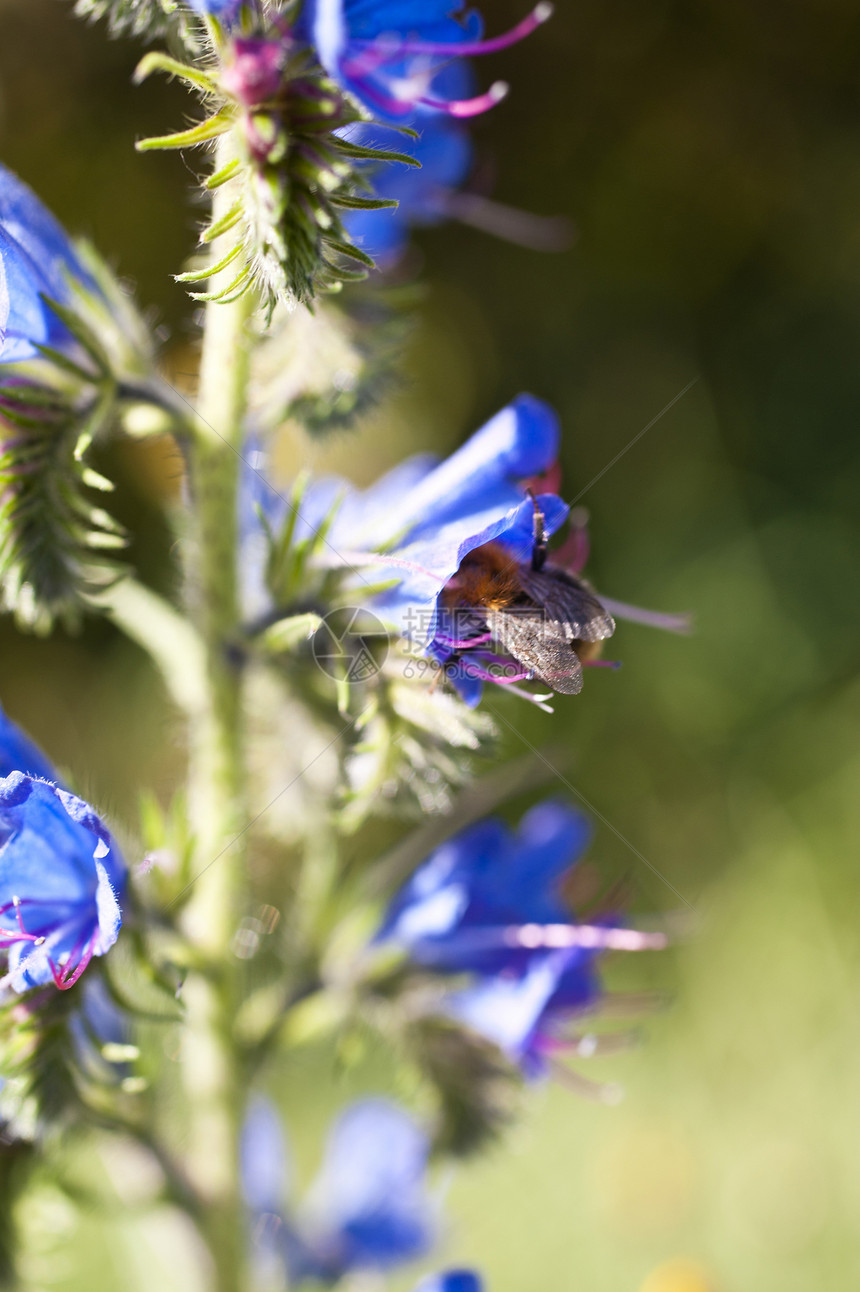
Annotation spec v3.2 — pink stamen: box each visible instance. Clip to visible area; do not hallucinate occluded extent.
[421,82,509,118]
[512,923,667,952]
[434,631,494,650]
[434,922,666,959]
[0,898,47,946]
[341,41,399,82]
[582,659,621,669]
[352,4,554,59]
[459,655,533,685]
[50,931,97,991]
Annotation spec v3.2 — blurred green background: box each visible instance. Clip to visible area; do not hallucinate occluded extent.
[3,0,860,1289]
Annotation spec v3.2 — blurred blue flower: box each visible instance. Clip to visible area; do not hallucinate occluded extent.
[297,0,552,122]
[0,163,97,364]
[241,1096,437,1284]
[375,801,665,1076]
[0,772,125,993]
[376,801,592,973]
[414,1273,485,1292]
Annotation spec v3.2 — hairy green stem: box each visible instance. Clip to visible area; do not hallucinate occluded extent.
[180,131,254,1292]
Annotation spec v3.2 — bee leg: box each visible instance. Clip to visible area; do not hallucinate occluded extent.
[526,487,548,571]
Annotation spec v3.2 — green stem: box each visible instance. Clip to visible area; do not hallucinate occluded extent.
[180,131,254,1292]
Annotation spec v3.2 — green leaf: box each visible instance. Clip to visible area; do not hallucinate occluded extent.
[136,111,233,153]
[134,51,217,94]
[257,613,323,654]
[330,194,399,211]
[174,242,243,284]
[0,383,126,631]
[73,0,187,42]
[334,139,421,167]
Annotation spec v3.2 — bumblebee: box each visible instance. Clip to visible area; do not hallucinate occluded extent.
[440,494,615,695]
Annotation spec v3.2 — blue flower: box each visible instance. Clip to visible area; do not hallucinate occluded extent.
[0,163,97,365]
[297,0,553,122]
[245,392,689,705]
[0,707,125,993]
[374,801,665,1076]
[241,1096,437,1284]
[253,394,573,701]
[414,1274,485,1292]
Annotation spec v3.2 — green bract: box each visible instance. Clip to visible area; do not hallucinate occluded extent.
[136,43,416,310]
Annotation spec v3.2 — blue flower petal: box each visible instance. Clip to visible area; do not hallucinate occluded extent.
[377,395,560,544]
[448,950,574,1063]
[308,1099,434,1269]
[0,252,8,346]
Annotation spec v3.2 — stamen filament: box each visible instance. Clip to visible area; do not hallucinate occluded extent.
[352,5,554,60]
[422,81,509,118]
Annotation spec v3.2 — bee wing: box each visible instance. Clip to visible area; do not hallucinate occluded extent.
[516,565,616,644]
[485,608,585,695]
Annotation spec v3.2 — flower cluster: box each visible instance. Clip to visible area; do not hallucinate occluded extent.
[371,800,665,1084]
[0,706,125,993]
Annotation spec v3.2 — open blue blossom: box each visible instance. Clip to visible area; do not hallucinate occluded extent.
[244,392,689,706]
[374,801,666,1077]
[241,1096,437,1284]
[0,775,125,992]
[0,163,97,364]
[297,0,553,122]
[249,393,571,702]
